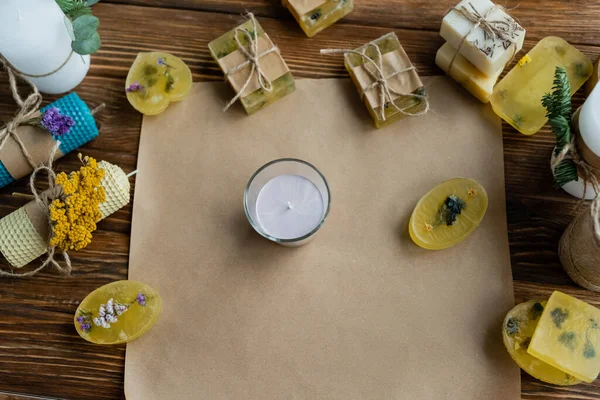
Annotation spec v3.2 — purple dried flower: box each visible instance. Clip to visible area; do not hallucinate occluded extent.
[136,292,146,306]
[77,316,85,323]
[81,323,91,331]
[126,82,143,93]
[157,57,166,66]
[40,107,75,137]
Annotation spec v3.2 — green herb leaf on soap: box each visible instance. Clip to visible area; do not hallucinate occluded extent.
[506,318,519,336]
[584,341,596,359]
[551,307,569,329]
[558,331,577,351]
[531,302,544,320]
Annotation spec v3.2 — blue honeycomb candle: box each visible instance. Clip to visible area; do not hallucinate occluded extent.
[0,93,99,188]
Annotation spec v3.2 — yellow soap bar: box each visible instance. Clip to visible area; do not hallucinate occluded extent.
[283,0,353,37]
[490,37,592,135]
[528,291,600,383]
[436,42,502,103]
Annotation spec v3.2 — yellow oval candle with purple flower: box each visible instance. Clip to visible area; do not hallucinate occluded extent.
[125,52,192,115]
[75,280,162,345]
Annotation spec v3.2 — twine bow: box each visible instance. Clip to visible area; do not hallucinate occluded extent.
[222,13,281,112]
[551,134,600,241]
[446,2,521,74]
[321,43,429,121]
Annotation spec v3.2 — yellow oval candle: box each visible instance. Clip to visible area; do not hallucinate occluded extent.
[126,52,192,115]
[75,280,162,345]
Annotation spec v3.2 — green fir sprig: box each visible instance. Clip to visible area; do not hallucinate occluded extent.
[56,0,102,55]
[541,66,579,188]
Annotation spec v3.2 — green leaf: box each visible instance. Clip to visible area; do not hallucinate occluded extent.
[87,0,101,5]
[55,0,91,19]
[69,6,92,19]
[72,32,101,55]
[72,15,99,40]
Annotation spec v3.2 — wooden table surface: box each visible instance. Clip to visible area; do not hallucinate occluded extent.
[1,0,600,399]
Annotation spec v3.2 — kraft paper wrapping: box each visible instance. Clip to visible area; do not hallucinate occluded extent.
[218,34,290,99]
[352,49,423,109]
[0,161,131,269]
[287,0,329,15]
[126,77,519,400]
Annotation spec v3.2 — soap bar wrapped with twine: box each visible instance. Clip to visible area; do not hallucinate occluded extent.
[440,0,525,77]
[543,67,600,291]
[0,150,131,277]
[208,13,296,115]
[321,32,429,129]
[0,56,101,189]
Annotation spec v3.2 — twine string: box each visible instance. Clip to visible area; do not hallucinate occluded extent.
[0,55,43,169]
[0,50,75,79]
[223,13,280,112]
[321,44,429,121]
[445,3,520,75]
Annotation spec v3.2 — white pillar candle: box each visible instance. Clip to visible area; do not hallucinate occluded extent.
[256,175,325,240]
[244,159,330,247]
[0,0,90,94]
[554,84,600,200]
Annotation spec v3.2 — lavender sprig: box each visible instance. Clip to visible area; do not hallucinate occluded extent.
[33,107,76,136]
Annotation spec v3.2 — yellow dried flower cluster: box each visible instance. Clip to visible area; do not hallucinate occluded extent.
[49,156,106,251]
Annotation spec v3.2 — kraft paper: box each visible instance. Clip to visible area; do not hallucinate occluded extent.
[126,77,519,400]
[218,34,290,98]
[0,118,64,181]
[352,49,423,109]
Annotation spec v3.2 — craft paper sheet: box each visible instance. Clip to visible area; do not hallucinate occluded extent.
[126,77,519,400]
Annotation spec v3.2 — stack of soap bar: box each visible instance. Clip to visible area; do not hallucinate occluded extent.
[208,16,295,115]
[528,291,600,383]
[491,37,592,135]
[283,0,353,37]
[436,0,525,103]
[344,32,427,129]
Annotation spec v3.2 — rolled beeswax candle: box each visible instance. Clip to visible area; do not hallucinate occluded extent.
[436,42,502,103]
[0,161,130,269]
[283,0,353,37]
[528,291,600,383]
[491,37,592,135]
[440,0,525,76]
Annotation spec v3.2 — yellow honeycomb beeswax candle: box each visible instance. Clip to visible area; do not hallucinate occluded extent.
[436,42,502,103]
[283,0,353,37]
[208,14,295,115]
[491,37,592,135]
[342,32,428,129]
[503,300,581,385]
[528,291,600,383]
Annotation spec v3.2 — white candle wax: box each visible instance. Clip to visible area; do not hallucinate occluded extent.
[256,174,325,240]
[0,0,90,94]
[554,85,600,200]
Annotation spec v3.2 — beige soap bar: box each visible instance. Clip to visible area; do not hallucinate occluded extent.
[441,0,525,76]
[436,42,502,103]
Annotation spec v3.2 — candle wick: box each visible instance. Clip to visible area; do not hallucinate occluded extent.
[287,201,294,210]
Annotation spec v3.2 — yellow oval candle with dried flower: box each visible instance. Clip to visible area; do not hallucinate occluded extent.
[126,52,192,115]
[503,300,581,386]
[75,280,162,345]
[409,178,488,250]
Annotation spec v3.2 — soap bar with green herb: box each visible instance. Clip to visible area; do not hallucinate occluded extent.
[490,37,592,135]
[283,0,353,37]
[344,32,428,129]
[528,291,600,383]
[208,17,295,115]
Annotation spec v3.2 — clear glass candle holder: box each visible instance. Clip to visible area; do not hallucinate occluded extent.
[244,158,331,247]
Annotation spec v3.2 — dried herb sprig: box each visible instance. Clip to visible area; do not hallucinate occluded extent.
[542,66,579,187]
[56,0,102,55]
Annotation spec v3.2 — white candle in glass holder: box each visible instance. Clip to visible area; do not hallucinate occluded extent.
[0,0,90,94]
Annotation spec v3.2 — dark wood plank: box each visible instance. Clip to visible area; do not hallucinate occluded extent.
[0,1,599,399]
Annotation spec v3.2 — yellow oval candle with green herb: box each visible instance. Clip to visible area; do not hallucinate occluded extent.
[126,52,192,115]
[75,281,162,345]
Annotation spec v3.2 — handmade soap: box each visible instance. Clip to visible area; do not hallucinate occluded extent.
[491,37,592,135]
[283,0,353,37]
[441,0,525,76]
[409,177,488,250]
[528,291,600,383]
[503,300,581,385]
[343,32,428,129]
[126,52,193,115]
[75,280,162,345]
[209,15,295,115]
[436,42,502,103]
